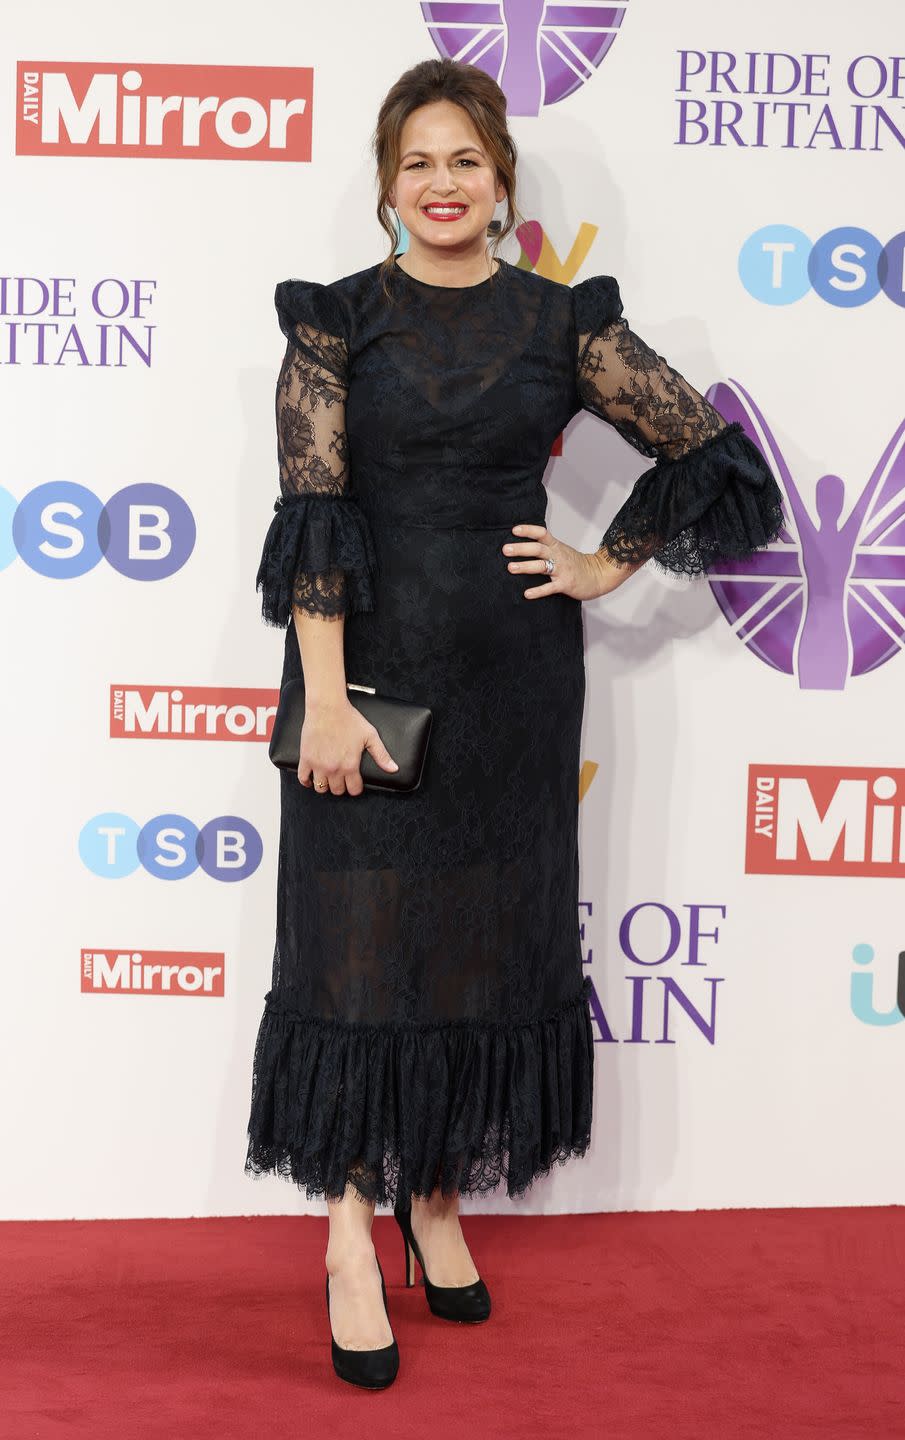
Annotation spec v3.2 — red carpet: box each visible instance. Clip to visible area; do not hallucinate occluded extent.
[2,1207,902,1439]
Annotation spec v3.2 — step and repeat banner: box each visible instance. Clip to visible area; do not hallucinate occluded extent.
[3,2,902,1219]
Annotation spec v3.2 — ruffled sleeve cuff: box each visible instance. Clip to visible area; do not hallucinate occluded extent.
[255,492,378,626]
[600,421,785,576]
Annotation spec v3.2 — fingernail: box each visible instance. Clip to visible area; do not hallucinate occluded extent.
[390,761,399,769]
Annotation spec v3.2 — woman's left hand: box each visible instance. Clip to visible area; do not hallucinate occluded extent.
[502,523,624,601]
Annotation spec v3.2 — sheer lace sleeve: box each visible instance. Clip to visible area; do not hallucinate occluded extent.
[255,278,377,624]
[573,275,784,576]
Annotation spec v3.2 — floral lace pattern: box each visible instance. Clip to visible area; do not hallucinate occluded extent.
[245,260,782,1206]
[246,974,595,1206]
[573,275,784,573]
[254,286,378,622]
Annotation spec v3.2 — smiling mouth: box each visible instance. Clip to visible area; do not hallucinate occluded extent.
[421,204,469,219]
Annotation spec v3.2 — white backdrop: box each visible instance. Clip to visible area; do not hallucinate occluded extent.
[3,1,903,1220]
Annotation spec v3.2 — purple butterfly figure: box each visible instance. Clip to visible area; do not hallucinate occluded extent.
[421,1,628,116]
[705,381,905,691]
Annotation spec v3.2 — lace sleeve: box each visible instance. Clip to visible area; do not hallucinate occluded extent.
[573,275,784,576]
[254,279,377,624]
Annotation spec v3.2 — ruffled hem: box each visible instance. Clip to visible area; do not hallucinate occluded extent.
[255,492,378,626]
[244,976,595,1206]
[600,421,785,577]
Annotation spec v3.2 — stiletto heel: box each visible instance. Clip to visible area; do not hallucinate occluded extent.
[325,1254,399,1389]
[393,1200,491,1323]
[401,1223,417,1287]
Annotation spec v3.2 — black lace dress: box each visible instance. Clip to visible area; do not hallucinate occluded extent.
[244,257,783,1206]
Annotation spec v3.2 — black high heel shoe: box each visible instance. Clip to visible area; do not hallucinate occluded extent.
[393,1200,491,1323]
[325,1253,399,1389]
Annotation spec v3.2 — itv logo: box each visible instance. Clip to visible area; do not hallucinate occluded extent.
[851,944,905,1026]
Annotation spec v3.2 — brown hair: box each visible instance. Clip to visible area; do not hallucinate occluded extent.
[371,57,525,299]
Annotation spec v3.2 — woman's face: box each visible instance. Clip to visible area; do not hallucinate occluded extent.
[389,100,506,258]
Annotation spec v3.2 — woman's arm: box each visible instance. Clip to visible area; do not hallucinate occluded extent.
[573,275,784,578]
[256,283,396,792]
[274,323,353,706]
[506,282,784,605]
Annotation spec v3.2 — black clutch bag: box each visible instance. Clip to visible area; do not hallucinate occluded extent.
[268,680,432,792]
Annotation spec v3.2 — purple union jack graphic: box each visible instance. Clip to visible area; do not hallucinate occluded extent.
[705,381,905,691]
[421,1,629,116]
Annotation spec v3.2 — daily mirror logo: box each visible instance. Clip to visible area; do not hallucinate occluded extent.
[109,685,278,741]
[81,949,225,997]
[747,765,905,877]
[705,381,905,691]
[422,1,628,116]
[16,63,312,160]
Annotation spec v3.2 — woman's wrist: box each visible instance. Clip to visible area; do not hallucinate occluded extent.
[588,545,640,595]
[304,689,350,712]
[292,604,349,708]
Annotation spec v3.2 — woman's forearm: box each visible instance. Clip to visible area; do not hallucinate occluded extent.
[293,606,348,707]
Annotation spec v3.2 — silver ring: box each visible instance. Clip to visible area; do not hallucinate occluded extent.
[544,556,555,574]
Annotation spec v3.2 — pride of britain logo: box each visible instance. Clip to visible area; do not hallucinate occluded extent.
[421,0,628,115]
[704,381,905,691]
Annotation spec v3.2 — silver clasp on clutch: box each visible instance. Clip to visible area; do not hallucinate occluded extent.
[346,682,376,694]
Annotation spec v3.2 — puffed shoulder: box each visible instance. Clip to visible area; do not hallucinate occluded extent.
[571,273,624,340]
[274,277,348,345]
[273,277,349,384]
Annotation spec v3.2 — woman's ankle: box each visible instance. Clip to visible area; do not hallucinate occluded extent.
[325,1235,377,1271]
[325,1174,378,1273]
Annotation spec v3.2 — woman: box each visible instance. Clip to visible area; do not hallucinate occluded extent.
[245,57,783,1389]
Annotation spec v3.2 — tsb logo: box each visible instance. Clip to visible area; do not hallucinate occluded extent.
[0,483,195,579]
[16,62,312,161]
[79,813,263,881]
[747,765,905,877]
[739,225,905,306]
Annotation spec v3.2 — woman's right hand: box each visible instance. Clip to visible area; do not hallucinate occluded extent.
[298,696,399,796]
